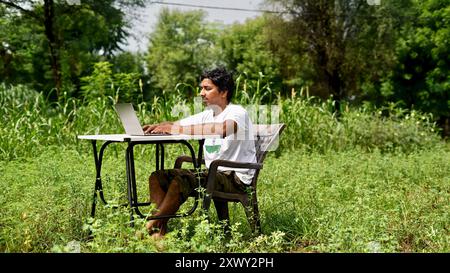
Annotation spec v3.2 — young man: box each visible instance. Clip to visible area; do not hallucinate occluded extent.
[143,67,256,238]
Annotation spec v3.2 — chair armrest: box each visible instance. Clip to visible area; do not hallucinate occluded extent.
[174,155,205,169]
[209,160,263,172]
[206,160,263,192]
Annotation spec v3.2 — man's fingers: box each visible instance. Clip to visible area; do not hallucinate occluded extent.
[143,124,174,134]
[143,124,157,133]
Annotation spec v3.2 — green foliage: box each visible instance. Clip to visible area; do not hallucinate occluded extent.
[1,1,449,253]
[0,5,47,89]
[278,95,441,154]
[0,149,91,252]
[159,215,286,253]
[1,1,448,136]
[380,0,450,119]
[145,8,219,94]
[0,82,448,252]
[0,83,442,161]
[264,0,402,100]
[0,0,147,97]
[234,72,278,105]
[110,51,146,75]
[80,61,143,103]
[218,17,282,95]
[81,211,286,253]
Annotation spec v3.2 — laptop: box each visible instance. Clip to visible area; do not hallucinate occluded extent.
[114,103,170,136]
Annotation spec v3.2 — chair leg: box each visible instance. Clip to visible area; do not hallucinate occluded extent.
[202,195,212,216]
[242,204,255,234]
[252,195,262,235]
[239,196,256,234]
[213,199,230,234]
[245,190,261,235]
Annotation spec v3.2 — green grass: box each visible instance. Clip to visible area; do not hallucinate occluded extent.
[259,148,450,252]
[1,84,448,253]
[1,145,448,252]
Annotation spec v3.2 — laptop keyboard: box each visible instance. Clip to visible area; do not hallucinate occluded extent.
[144,132,171,136]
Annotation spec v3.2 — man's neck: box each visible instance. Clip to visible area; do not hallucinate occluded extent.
[210,102,229,116]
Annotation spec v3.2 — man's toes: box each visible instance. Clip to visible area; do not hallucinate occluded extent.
[146,220,159,234]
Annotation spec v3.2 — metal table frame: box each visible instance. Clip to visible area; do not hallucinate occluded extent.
[78,134,208,225]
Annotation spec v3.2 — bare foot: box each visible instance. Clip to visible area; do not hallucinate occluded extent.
[151,232,164,240]
[151,232,166,252]
[145,219,160,234]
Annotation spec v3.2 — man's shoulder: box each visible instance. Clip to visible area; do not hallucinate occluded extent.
[179,109,212,125]
[226,104,247,114]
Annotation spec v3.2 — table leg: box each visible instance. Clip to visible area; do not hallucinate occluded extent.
[90,140,98,218]
[160,143,165,170]
[90,140,114,218]
[155,143,159,171]
[125,142,136,225]
[155,143,165,171]
[197,139,204,168]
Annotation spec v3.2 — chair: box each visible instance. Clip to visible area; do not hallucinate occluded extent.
[174,123,286,234]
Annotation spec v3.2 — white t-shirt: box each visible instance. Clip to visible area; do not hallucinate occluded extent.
[178,104,257,185]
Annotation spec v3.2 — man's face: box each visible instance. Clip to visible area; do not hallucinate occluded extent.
[200,78,228,108]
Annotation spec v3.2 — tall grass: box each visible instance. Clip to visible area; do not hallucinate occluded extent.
[0,83,442,161]
[0,84,182,160]
[278,96,440,153]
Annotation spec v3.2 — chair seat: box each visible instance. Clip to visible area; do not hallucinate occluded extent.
[210,191,249,203]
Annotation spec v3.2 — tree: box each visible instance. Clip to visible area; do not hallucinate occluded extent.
[218,16,283,101]
[381,0,450,136]
[264,0,404,113]
[0,0,147,99]
[0,5,44,86]
[145,8,219,95]
[0,0,64,96]
[110,51,150,100]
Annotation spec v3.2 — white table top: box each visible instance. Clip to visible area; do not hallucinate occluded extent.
[77,134,221,142]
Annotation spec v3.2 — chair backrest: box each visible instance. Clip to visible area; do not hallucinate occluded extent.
[253,124,286,164]
[248,123,285,188]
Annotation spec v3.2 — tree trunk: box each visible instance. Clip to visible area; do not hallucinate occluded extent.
[316,45,343,117]
[330,68,343,117]
[43,0,62,99]
[439,116,450,139]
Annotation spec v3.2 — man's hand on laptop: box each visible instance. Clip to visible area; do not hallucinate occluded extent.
[142,124,158,134]
[143,122,179,135]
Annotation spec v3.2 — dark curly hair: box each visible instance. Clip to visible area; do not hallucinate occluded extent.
[200,67,234,103]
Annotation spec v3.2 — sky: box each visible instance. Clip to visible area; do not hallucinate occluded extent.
[123,0,266,52]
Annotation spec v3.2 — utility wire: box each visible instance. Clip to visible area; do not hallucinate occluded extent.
[149,1,280,14]
[148,1,416,20]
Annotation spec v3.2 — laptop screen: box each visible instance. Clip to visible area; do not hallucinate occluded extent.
[114,103,145,135]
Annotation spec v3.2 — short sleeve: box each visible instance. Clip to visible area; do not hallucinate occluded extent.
[223,106,248,133]
[178,110,209,126]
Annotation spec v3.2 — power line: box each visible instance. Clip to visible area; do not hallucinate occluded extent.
[148,1,417,20]
[149,1,280,14]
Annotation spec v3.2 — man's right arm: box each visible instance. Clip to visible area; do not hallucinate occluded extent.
[143,110,206,134]
[143,120,236,137]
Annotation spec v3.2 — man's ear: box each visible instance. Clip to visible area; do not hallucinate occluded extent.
[221,90,228,99]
